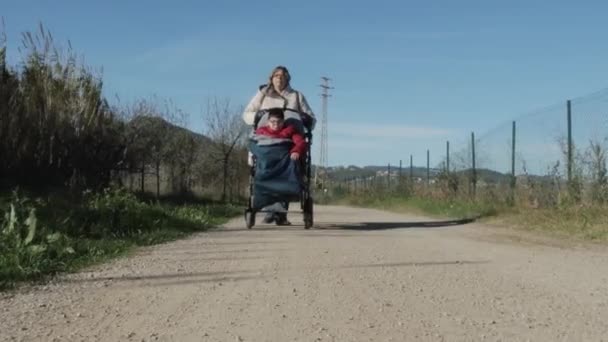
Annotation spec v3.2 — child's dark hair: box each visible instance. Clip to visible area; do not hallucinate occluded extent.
[267,108,284,120]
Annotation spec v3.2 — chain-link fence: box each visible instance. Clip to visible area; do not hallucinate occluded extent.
[331,88,608,208]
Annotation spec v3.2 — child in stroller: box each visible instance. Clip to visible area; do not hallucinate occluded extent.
[256,108,307,162]
[255,108,306,225]
[244,108,314,229]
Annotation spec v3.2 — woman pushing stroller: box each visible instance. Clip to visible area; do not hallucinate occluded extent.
[243,65,316,129]
[243,65,316,225]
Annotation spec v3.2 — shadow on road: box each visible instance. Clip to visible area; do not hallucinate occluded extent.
[338,260,488,269]
[63,269,264,285]
[148,240,288,251]
[222,218,475,233]
[220,226,308,232]
[146,275,266,287]
[315,218,476,231]
[165,248,290,255]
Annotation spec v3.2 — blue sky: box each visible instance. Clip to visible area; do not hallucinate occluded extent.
[3,0,608,169]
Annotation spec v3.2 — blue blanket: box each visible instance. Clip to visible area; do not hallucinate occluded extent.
[249,136,302,210]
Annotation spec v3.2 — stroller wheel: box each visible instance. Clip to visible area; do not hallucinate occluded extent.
[245,210,255,229]
[304,215,313,229]
[303,196,313,229]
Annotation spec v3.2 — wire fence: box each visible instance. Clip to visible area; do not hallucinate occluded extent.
[331,88,608,208]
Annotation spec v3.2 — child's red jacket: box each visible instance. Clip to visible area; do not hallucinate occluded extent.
[255,125,307,156]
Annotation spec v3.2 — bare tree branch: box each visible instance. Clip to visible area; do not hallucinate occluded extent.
[203,96,247,202]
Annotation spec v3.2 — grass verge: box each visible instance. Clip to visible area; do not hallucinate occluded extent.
[0,187,241,290]
[484,205,608,242]
[330,193,498,219]
[328,193,608,243]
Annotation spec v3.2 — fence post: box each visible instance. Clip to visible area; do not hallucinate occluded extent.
[511,121,516,204]
[446,141,450,174]
[399,159,402,183]
[567,99,572,184]
[387,163,391,189]
[426,149,430,186]
[409,154,413,181]
[471,132,477,198]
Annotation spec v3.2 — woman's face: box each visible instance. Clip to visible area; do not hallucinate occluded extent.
[272,70,288,91]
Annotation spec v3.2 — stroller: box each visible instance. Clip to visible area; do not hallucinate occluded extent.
[244,108,314,229]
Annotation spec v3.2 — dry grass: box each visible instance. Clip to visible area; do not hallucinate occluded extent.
[328,180,608,243]
[486,205,608,242]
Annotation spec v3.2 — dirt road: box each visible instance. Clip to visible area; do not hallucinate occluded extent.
[2,205,608,341]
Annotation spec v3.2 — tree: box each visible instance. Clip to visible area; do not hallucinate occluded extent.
[123,96,197,197]
[1,22,123,189]
[203,97,248,202]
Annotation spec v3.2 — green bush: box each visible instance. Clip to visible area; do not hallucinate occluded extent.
[0,188,239,290]
[1,190,76,284]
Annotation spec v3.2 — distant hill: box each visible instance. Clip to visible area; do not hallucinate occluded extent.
[128,115,213,146]
[475,169,511,183]
[450,168,511,184]
[321,164,517,184]
[319,165,440,181]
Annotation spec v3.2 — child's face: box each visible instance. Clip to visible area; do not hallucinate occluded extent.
[268,117,284,130]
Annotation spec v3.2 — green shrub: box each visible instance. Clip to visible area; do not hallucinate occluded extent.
[0,188,239,290]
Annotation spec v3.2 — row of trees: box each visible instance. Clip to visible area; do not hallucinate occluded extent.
[1,23,249,201]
